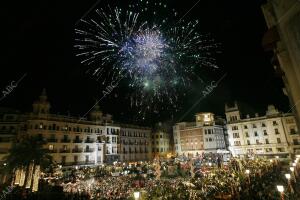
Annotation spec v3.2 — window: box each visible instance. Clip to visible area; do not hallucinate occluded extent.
[290,128,296,135]
[263,130,268,136]
[253,124,257,128]
[265,148,272,152]
[247,140,250,145]
[245,132,249,137]
[256,139,260,144]
[254,131,258,137]
[265,139,269,144]
[232,126,238,131]
[61,156,66,163]
[160,135,162,138]
[234,141,241,146]
[277,148,284,152]
[74,156,78,162]
[233,132,240,138]
[262,123,266,127]
[275,128,279,135]
[293,139,299,145]
[49,145,54,150]
[277,138,281,144]
[273,121,278,126]
[244,125,248,129]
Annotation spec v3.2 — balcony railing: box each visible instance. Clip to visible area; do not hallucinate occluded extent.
[73,139,83,143]
[61,139,71,143]
[59,149,71,153]
[72,148,83,153]
[84,148,95,153]
[47,149,58,153]
[47,138,58,143]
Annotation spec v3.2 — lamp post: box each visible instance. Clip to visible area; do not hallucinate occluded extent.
[276,185,284,200]
[134,191,140,200]
[285,174,294,194]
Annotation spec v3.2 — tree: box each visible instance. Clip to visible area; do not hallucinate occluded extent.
[3,135,52,174]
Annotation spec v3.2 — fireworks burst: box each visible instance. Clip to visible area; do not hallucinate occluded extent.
[75,0,219,120]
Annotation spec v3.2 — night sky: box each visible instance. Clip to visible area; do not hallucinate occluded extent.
[1,0,289,126]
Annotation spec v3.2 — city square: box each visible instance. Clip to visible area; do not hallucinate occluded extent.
[1,0,300,199]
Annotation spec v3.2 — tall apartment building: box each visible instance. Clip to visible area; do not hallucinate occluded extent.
[0,90,151,166]
[262,0,300,130]
[225,102,300,158]
[173,113,227,157]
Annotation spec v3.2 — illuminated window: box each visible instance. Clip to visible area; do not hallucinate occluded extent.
[49,145,54,150]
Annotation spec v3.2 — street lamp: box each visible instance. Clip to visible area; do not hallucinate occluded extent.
[134,191,140,200]
[277,185,284,200]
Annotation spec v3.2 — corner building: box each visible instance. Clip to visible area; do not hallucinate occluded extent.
[225,102,300,158]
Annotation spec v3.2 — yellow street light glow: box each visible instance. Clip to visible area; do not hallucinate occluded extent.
[277,185,284,192]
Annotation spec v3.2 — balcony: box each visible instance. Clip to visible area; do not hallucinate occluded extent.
[84,148,95,153]
[47,138,58,143]
[73,139,83,143]
[72,148,83,153]
[47,149,58,153]
[59,149,71,153]
[60,139,71,143]
[85,139,95,143]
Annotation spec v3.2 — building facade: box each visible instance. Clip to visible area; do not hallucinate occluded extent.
[0,90,151,166]
[120,126,151,162]
[225,102,300,158]
[151,130,172,159]
[173,113,227,157]
[262,0,300,130]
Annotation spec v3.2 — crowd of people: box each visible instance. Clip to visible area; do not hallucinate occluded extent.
[2,155,300,199]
